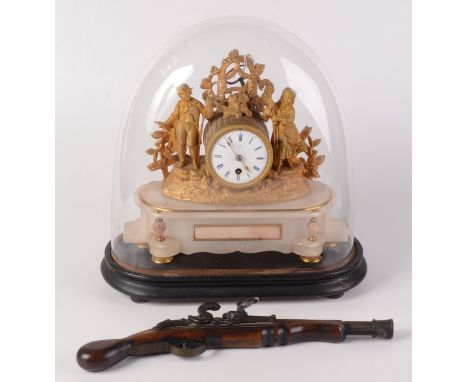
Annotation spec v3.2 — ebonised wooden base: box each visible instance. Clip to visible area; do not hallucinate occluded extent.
[101,239,366,302]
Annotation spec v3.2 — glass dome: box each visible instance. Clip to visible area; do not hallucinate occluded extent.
[110,17,354,273]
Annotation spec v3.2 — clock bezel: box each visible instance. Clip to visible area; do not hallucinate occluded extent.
[205,124,274,190]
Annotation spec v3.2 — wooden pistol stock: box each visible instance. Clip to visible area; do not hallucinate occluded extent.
[77,297,393,372]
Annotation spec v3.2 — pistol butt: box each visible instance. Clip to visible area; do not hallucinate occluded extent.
[76,339,132,372]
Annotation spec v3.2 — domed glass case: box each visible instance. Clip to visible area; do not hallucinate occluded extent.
[103,17,366,302]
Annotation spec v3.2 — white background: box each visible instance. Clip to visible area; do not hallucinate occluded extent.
[56,1,411,381]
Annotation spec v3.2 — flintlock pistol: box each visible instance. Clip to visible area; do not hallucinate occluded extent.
[77,297,393,372]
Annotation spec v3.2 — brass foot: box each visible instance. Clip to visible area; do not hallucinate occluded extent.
[300,255,322,263]
[151,255,174,264]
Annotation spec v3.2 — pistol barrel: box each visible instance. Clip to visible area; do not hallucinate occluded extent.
[344,319,394,339]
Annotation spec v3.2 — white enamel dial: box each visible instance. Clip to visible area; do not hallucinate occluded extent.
[206,126,273,189]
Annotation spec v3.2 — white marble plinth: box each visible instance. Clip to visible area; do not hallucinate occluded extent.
[123,181,349,256]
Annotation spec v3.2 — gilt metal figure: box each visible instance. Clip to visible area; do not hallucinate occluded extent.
[146,50,327,204]
[155,84,214,170]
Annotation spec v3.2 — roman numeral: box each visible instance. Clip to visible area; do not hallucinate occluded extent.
[236,173,240,181]
[227,136,233,143]
[217,163,224,169]
[214,154,222,158]
[255,146,262,151]
[256,157,264,160]
[247,173,251,178]
[253,165,260,171]
[224,170,230,178]
[249,137,254,144]
[239,133,243,141]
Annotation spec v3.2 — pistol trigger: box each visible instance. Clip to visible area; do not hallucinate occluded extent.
[169,340,206,357]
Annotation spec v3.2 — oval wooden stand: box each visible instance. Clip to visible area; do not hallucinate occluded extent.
[101,238,366,302]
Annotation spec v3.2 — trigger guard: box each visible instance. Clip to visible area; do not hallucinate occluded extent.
[169,340,206,357]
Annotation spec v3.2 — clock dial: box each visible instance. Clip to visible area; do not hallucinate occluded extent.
[207,126,273,189]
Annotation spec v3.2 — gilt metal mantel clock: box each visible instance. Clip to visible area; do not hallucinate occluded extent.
[204,122,273,190]
[101,19,366,302]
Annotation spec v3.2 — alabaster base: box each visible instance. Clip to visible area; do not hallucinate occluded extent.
[123,180,348,263]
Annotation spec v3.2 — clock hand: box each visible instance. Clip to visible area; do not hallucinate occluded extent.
[224,138,252,174]
[240,159,252,174]
[224,137,239,156]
